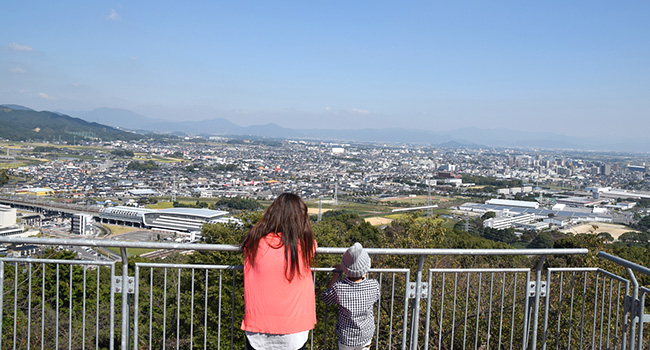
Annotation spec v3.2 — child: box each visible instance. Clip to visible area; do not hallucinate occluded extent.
[321,243,380,350]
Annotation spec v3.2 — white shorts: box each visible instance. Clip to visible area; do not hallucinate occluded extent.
[338,340,372,350]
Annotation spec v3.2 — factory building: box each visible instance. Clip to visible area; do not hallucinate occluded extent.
[483,213,536,230]
[98,206,239,233]
[142,208,232,233]
[0,205,22,237]
[485,199,539,209]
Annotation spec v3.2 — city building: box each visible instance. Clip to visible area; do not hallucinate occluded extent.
[15,187,55,196]
[485,199,539,209]
[483,213,536,230]
[0,205,22,237]
[98,206,238,233]
[71,214,94,235]
[142,207,233,233]
[0,205,16,227]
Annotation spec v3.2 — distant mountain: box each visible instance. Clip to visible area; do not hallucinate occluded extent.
[0,105,143,142]
[148,118,242,134]
[7,105,650,152]
[0,104,35,111]
[442,127,584,149]
[243,123,303,138]
[64,107,164,130]
[72,108,302,138]
[298,128,444,144]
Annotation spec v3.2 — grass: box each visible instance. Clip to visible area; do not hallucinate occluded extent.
[147,201,175,209]
[52,153,97,161]
[102,224,138,236]
[106,247,156,256]
[131,153,183,163]
[441,218,459,231]
[1,158,47,168]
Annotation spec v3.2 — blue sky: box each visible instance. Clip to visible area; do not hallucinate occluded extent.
[2,1,649,137]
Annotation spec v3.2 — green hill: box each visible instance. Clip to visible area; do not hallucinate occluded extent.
[0,105,143,142]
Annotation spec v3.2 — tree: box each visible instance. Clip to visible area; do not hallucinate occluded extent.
[636,215,650,231]
[618,231,650,244]
[550,233,606,267]
[528,232,554,248]
[127,160,159,171]
[483,226,517,243]
[0,168,9,186]
[213,197,261,210]
[596,232,614,242]
[481,211,496,220]
[110,149,134,157]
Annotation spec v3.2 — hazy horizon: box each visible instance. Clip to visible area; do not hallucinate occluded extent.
[2,1,649,139]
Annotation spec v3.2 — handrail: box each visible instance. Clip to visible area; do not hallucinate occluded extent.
[599,251,650,277]
[0,236,240,252]
[3,236,649,349]
[0,236,589,256]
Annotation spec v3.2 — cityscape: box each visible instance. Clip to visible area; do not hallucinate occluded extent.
[1,119,650,253]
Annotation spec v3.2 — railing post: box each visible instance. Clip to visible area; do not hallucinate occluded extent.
[121,248,131,350]
[625,268,638,350]
[409,255,426,350]
[528,256,546,349]
[541,267,551,350]
[637,291,646,350]
[0,261,3,350]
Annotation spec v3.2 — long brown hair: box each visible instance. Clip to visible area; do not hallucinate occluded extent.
[241,193,315,281]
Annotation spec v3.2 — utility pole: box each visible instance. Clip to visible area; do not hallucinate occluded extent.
[427,175,432,217]
[334,181,338,206]
[171,174,177,202]
[318,197,322,222]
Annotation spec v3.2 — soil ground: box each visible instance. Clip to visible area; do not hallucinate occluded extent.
[560,222,638,240]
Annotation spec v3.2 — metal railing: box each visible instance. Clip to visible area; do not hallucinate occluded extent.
[0,237,648,349]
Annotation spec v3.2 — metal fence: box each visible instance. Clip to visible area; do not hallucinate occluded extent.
[0,237,648,350]
[0,258,117,350]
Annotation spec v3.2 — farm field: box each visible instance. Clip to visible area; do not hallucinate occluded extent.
[365,217,393,225]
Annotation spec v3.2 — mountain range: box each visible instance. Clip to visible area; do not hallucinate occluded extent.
[0,105,142,142]
[3,105,648,152]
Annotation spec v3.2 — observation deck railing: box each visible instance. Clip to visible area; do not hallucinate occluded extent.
[0,237,648,349]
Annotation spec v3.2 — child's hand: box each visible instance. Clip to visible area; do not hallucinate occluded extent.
[326,264,343,288]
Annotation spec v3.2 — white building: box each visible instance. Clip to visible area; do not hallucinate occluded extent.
[444,178,463,186]
[0,205,22,237]
[605,202,637,211]
[0,205,16,228]
[483,213,536,230]
[71,214,93,235]
[497,188,510,195]
[516,221,549,231]
[485,199,539,209]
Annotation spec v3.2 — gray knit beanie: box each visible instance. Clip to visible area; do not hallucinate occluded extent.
[341,242,371,278]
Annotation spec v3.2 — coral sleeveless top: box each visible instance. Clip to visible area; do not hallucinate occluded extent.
[241,233,317,334]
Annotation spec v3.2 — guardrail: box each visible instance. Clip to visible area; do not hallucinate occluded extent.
[0,237,648,349]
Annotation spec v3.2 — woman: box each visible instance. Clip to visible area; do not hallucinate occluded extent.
[241,193,317,350]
